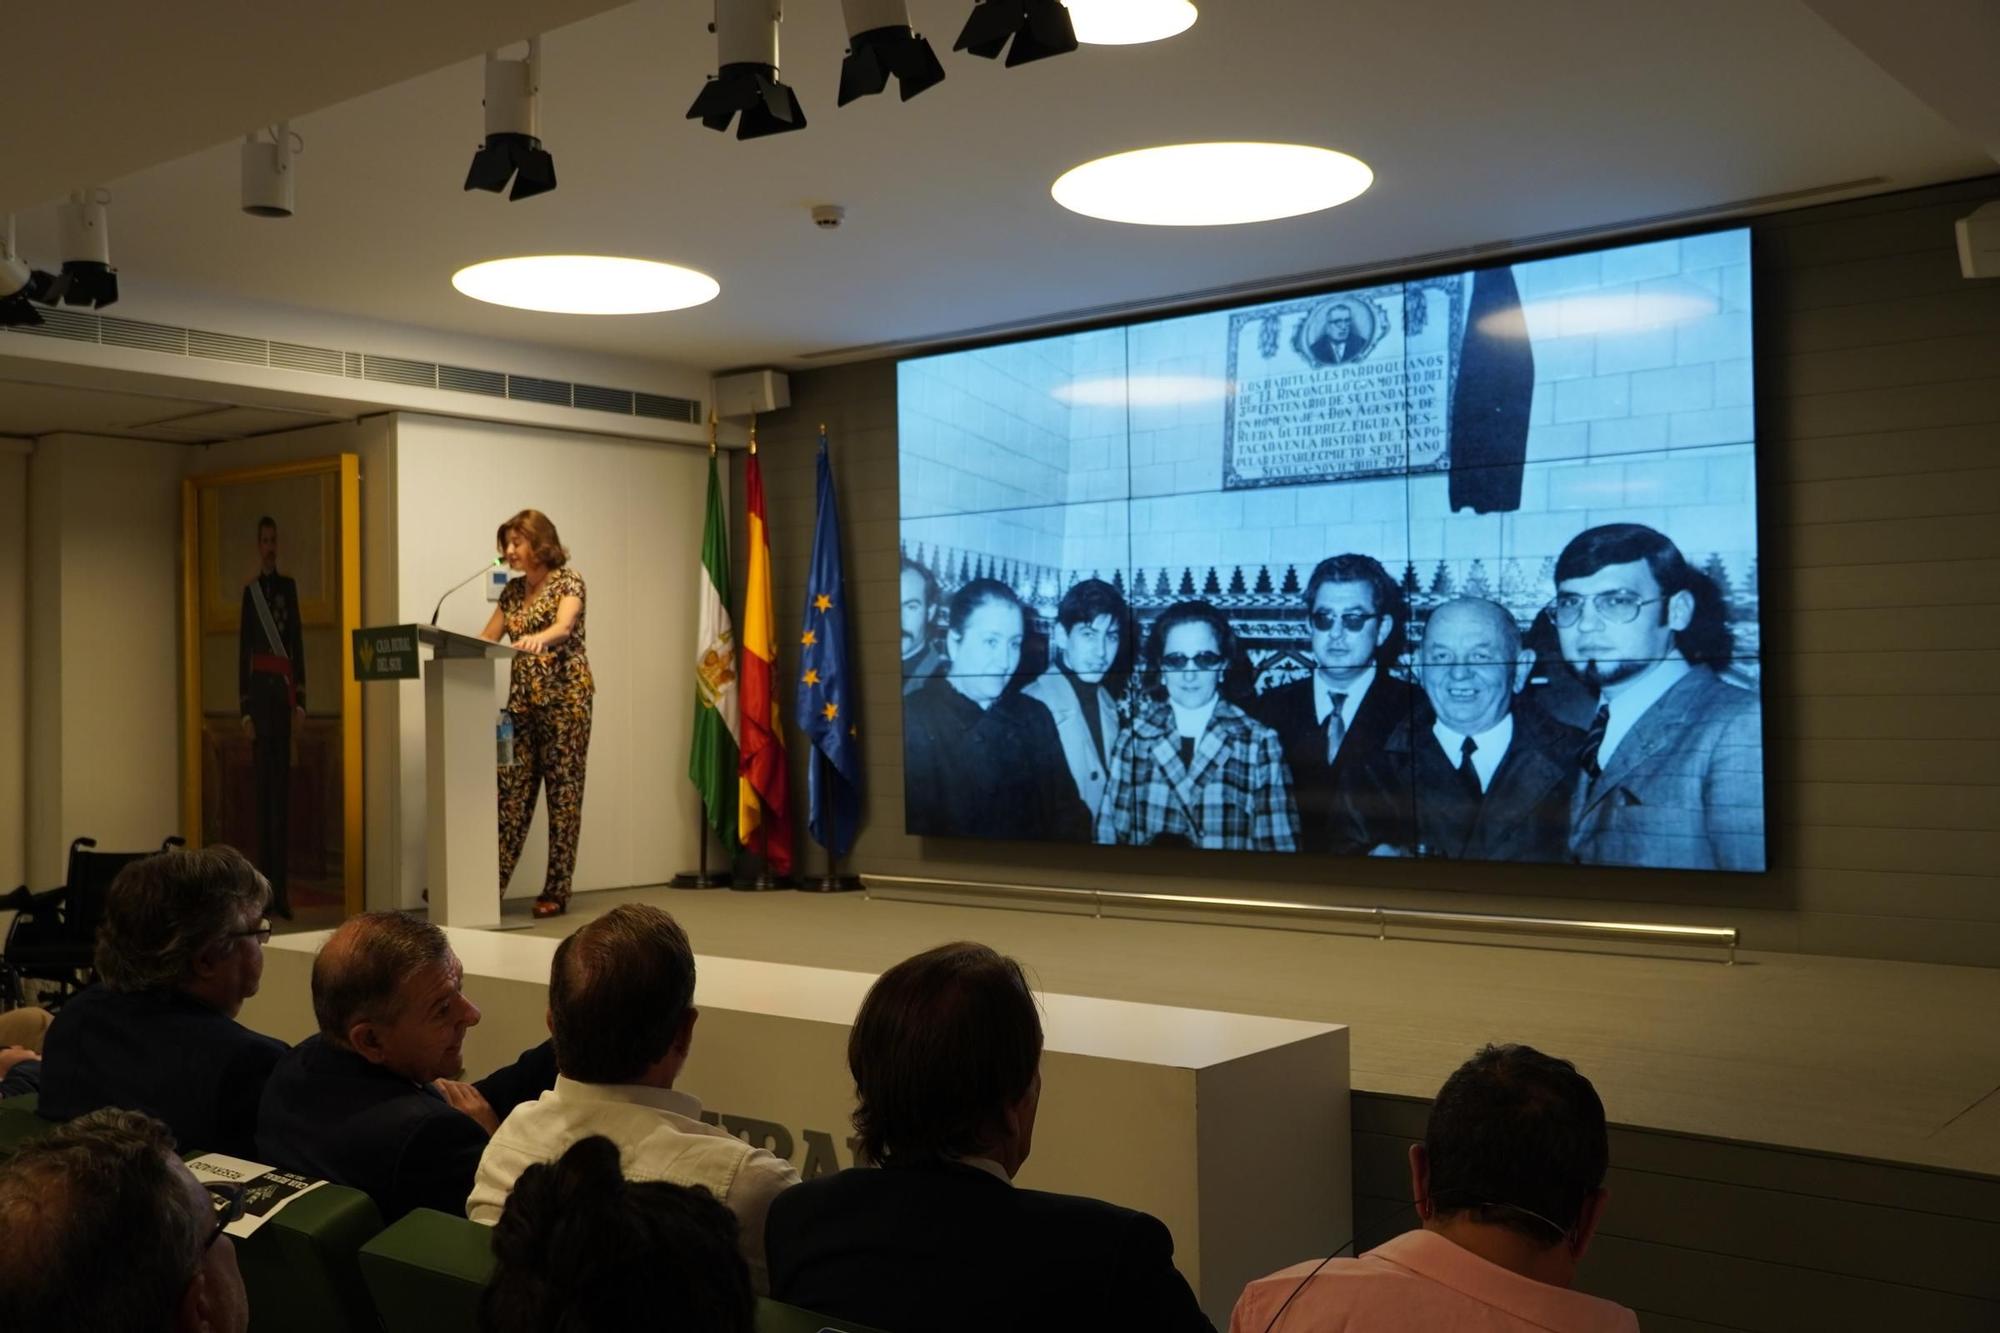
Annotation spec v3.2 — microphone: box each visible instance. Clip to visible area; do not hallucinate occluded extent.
[432,557,505,626]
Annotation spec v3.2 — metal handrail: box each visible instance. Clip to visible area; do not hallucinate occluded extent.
[863,874,1738,964]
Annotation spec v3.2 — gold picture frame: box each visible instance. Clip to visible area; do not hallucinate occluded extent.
[180,456,362,919]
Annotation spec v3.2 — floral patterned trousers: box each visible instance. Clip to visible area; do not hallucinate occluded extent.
[498,699,592,904]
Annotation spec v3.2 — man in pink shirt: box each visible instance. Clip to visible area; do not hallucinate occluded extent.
[1231,1044,1639,1333]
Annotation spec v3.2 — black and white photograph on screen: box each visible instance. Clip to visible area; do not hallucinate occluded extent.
[898,229,1764,873]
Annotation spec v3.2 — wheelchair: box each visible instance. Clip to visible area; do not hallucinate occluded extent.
[2,835,184,1010]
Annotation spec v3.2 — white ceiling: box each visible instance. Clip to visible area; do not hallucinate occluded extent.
[5,0,1997,375]
[0,378,344,443]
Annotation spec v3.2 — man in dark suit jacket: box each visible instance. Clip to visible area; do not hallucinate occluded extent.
[239,515,306,918]
[1333,598,1582,861]
[766,942,1214,1333]
[1252,554,1419,854]
[39,846,287,1159]
[1553,524,1765,871]
[256,912,556,1220]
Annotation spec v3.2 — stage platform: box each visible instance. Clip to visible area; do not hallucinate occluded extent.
[503,883,2000,1179]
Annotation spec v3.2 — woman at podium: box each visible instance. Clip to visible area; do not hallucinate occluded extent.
[480,509,594,918]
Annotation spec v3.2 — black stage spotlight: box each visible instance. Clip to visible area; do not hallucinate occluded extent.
[687,0,807,139]
[465,39,557,200]
[37,190,118,310]
[839,0,945,105]
[955,0,1077,66]
[0,218,55,327]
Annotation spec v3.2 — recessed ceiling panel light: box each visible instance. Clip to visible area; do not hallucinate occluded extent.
[451,256,720,314]
[1065,0,1196,45]
[1052,142,1372,226]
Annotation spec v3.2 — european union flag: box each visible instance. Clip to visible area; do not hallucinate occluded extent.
[796,428,863,857]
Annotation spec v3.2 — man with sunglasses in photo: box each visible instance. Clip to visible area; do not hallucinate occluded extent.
[38,846,287,1159]
[0,1108,253,1333]
[1252,553,1420,854]
[1551,523,1764,871]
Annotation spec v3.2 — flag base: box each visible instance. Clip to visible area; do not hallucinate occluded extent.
[667,871,733,889]
[799,873,864,893]
[732,873,796,892]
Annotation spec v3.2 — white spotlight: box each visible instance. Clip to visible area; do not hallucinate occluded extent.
[0,216,56,327]
[40,189,118,309]
[839,0,945,105]
[241,123,299,218]
[466,39,557,200]
[688,0,807,139]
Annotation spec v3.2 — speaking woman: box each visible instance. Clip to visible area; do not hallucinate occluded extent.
[480,509,593,918]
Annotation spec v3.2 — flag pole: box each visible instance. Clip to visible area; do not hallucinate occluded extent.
[736,412,793,891]
[800,745,863,892]
[671,409,733,888]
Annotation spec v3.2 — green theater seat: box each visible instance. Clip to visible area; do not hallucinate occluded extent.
[355,1207,890,1333]
[0,1092,56,1157]
[235,1183,384,1333]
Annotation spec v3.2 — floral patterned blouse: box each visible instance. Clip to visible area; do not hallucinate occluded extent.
[499,566,594,713]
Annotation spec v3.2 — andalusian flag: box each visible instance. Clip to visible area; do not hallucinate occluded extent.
[689,451,739,848]
[737,445,794,874]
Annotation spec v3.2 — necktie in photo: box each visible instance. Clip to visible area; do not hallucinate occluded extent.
[1325,693,1348,764]
[1581,703,1611,782]
[1458,735,1482,798]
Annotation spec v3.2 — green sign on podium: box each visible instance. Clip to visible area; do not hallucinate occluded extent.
[352,625,421,681]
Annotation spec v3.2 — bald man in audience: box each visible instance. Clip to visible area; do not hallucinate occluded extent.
[1332,597,1582,862]
[0,1108,250,1333]
[256,912,556,1221]
[38,846,287,1156]
[1231,1044,1637,1333]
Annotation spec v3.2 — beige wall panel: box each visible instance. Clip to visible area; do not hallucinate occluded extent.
[1783,286,2000,355]
[1776,334,2000,398]
[1781,467,2000,525]
[1780,377,2000,440]
[0,448,24,892]
[1785,561,2000,609]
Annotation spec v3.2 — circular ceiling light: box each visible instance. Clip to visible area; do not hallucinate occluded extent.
[1065,0,1197,45]
[1052,143,1372,226]
[450,255,720,314]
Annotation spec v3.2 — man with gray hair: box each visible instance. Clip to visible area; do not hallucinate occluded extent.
[38,846,286,1157]
[257,911,555,1220]
[0,1107,251,1333]
[1333,597,1583,861]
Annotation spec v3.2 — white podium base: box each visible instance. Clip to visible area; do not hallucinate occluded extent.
[424,655,502,930]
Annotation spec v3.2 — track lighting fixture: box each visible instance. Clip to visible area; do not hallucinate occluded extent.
[687,0,807,140]
[39,190,119,310]
[465,39,558,201]
[0,216,56,327]
[241,122,300,217]
[838,0,945,106]
[954,0,1077,67]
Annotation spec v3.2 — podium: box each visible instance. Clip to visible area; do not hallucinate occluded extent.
[353,625,519,929]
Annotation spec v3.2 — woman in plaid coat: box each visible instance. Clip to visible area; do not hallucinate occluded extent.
[1096,601,1300,852]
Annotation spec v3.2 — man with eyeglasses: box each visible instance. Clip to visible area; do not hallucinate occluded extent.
[0,1108,252,1333]
[1332,597,1583,861]
[38,846,287,1159]
[1252,553,1420,854]
[1023,578,1129,838]
[1551,523,1763,871]
[1231,1044,1636,1333]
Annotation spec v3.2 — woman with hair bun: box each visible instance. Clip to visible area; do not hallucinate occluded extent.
[480,509,594,918]
[481,1135,754,1333]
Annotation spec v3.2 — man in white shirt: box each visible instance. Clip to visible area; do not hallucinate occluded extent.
[467,905,799,1292]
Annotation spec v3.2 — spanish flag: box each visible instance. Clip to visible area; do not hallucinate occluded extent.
[737,443,794,874]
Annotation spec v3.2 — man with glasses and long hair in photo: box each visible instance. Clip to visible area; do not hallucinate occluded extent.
[1551,522,1763,871]
[1251,554,1419,854]
[1097,600,1298,851]
[37,846,286,1159]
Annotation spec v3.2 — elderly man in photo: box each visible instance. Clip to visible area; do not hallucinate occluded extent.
[468,905,799,1292]
[1252,553,1420,854]
[899,555,947,695]
[1553,523,1764,871]
[1233,1044,1636,1332]
[257,912,556,1221]
[1334,597,1583,861]
[38,846,287,1158]
[1023,578,1127,836]
[0,1108,252,1333]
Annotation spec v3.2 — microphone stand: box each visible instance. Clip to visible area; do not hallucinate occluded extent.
[432,559,503,626]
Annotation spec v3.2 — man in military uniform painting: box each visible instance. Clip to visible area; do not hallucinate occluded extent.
[239,515,304,918]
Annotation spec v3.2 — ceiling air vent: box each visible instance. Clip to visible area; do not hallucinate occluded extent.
[3,311,702,428]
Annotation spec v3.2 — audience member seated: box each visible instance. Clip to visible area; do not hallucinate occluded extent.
[480,1134,754,1333]
[38,847,286,1156]
[257,912,556,1220]
[766,941,1215,1333]
[1230,1044,1638,1333]
[0,1107,250,1333]
[0,1004,53,1097]
[467,904,799,1290]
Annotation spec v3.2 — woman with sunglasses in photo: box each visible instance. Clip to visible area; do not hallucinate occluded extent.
[1097,600,1299,851]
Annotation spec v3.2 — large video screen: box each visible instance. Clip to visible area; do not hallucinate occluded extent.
[898,229,1764,872]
